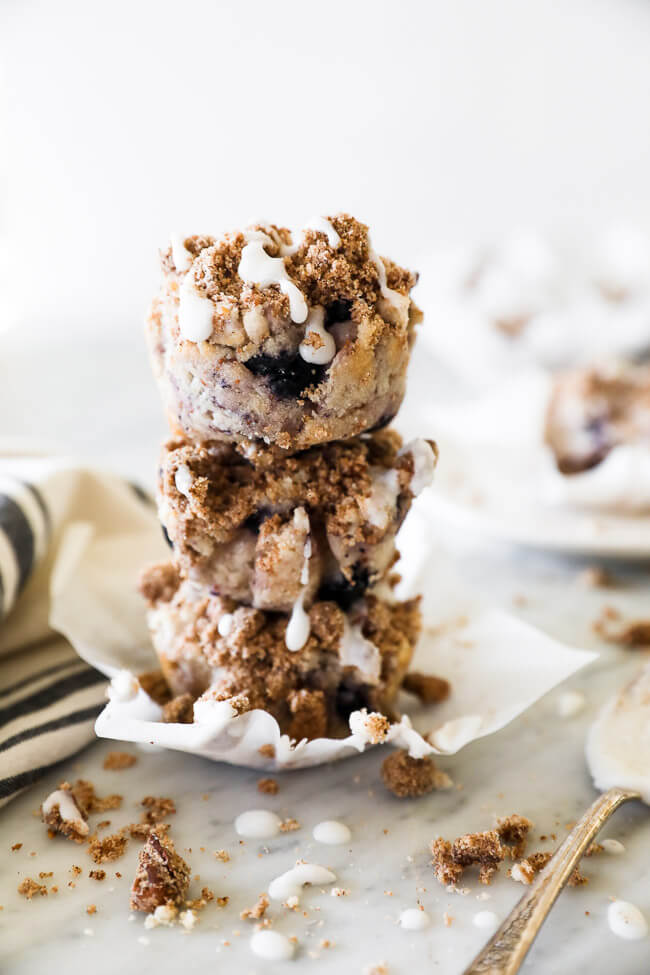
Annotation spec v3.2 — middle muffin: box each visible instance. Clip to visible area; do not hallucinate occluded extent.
[158,429,436,613]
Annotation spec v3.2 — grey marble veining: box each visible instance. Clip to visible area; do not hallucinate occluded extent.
[1,334,650,974]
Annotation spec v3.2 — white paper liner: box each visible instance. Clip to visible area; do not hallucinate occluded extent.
[48,505,597,771]
[426,370,650,515]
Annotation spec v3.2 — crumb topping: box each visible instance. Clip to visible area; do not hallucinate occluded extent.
[161,215,417,327]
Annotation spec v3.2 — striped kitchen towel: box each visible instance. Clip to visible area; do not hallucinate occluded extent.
[0,450,156,807]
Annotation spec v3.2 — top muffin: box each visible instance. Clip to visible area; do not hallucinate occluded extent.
[147,214,421,452]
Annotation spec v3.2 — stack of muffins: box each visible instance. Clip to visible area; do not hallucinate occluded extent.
[140,214,436,741]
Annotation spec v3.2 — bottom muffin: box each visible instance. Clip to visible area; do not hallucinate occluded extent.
[139,563,420,741]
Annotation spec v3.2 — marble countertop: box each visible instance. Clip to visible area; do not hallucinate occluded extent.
[2,335,650,974]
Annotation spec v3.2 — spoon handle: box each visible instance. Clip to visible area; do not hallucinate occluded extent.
[463,786,638,975]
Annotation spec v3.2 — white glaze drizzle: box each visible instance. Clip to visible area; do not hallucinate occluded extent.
[368,239,409,312]
[399,908,431,931]
[473,911,499,933]
[178,274,214,342]
[399,439,437,495]
[169,233,192,273]
[174,464,192,499]
[234,809,282,839]
[218,613,234,637]
[285,510,312,652]
[305,216,341,249]
[312,820,351,845]
[299,306,336,365]
[607,900,648,940]
[268,862,336,901]
[238,233,308,324]
[42,789,88,835]
[339,621,381,683]
[285,590,310,652]
[107,670,140,703]
[602,838,625,855]
[250,929,295,961]
[361,468,401,530]
[280,216,342,256]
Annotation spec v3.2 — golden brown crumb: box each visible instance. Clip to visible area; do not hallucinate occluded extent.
[71,865,82,876]
[279,818,300,833]
[126,822,159,840]
[240,893,270,920]
[11,843,22,851]
[141,796,177,824]
[381,750,452,798]
[497,814,533,859]
[130,831,191,912]
[430,839,464,887]
[38,871,53,879]
[88,832,128,864]
[364,965,389,975]
[138,562,181,607]
[451,830,505,885]
[258,744,275,759]
[432,827,508,888]
[103,751,137,771]
[185,887,215,911]
[17,879,48,899]
[257,778,279,795]
[86,904,97,915]
[162,694,195,724]
[402,672,451,704]
[136,669,172,705]
[89,869,106,881]
[72,779,122,814]
[287,689,328,742]
[214,849,230,862]
[217,896,230,907]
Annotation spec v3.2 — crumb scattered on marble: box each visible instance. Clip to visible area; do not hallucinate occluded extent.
[280,818,300,832]
[88,832,129,864]
[382,750,452,798]
[240,893,270,920]
[141,796,177,823]
[496,814,533,859]
[89,869,106,881]
[214,849,230,862]
[18,878,48,899]
[257,778,279,795]
[103,751,138,771]
[11,843,22,851]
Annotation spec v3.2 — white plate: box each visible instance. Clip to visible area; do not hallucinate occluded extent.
[426,440,650,560]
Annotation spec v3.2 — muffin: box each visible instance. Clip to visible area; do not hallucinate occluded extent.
[146,214,421,452]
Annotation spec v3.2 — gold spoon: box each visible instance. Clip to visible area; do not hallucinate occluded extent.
[463,666,650,974]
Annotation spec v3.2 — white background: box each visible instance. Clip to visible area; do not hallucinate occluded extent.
[2,0,650,341]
